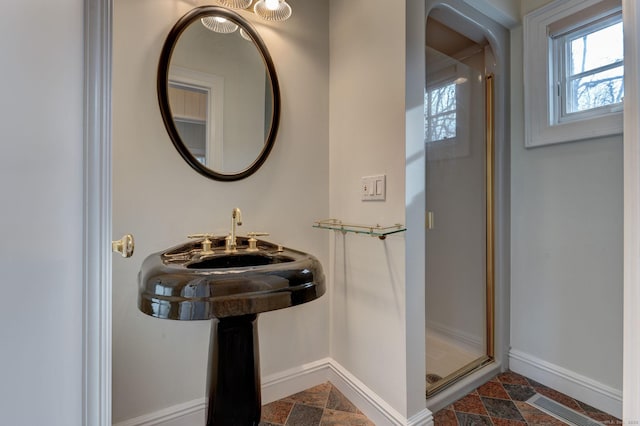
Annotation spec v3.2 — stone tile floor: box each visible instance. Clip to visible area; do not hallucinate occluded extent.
[260,382,374,425]
[434,371,622,425]
[262,371,622,425]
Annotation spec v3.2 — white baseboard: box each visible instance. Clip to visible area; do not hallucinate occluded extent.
[261,358,335,405]
[426,321,483,354]
[114,357,434,426]
[325,360,433,426]
[509,349,622,418]
[113,398,206,426]
[407,409,434,426]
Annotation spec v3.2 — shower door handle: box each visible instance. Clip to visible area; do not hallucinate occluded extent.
[426,211,434,230]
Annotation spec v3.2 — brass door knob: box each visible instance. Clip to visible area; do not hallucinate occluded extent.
[112,234,135,258]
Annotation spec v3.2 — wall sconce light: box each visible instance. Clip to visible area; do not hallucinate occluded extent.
[215,0,292,22]
[253,0,292,21]
[217,0,253,8]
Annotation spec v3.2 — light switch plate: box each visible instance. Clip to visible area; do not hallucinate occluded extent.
[361,174,386,201]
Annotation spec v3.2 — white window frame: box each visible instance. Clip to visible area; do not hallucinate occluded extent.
[552,13,623,123]
[169,66,225,170]
[524,0,623,148]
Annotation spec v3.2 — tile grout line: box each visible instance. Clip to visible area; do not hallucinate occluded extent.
[497,375,531,425]
[281,401,293,426]
[264,381,377,426]
[509,376,541,425]
[478,394,499,426]
[510,394,532,426]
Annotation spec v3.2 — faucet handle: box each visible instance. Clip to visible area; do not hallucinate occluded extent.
[188,233,214,238]
[187,233,215,255]
[247,232,269,238]
[246,232,269,252]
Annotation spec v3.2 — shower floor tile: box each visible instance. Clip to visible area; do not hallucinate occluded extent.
[434,370,622,425]
[426,330,484,380]
[260,382,374,426]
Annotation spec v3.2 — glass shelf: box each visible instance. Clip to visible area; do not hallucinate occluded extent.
[313,219,406,240]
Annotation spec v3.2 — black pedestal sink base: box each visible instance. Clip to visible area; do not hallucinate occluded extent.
[207,314,261,425]
[138,237,326,423]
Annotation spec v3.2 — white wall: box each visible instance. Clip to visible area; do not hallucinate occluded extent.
[623,2,640,421]
[464,0,520,28]
[405,0,429,418]
[112,0,330,422]
[510,20,623,395]
[520,0,553,16]
[0,1,84,425]
[329,0,410,416]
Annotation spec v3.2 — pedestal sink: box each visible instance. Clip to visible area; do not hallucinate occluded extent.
[138,236,325,425]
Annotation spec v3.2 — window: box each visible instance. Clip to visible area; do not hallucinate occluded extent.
[552,12,623,123]
[425,81,457,143]
[424,47,474,160]
[524,0,623,147]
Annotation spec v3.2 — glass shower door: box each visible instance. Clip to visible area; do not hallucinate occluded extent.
[425,44,494,395]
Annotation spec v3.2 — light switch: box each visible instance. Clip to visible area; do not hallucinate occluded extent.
[361,174,386,201]
[375,179,383,195]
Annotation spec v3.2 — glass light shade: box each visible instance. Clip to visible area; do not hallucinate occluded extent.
[216,0,253,9]
[201,16,239,33]
[254,0,292,21]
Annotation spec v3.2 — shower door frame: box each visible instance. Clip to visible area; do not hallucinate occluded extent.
[425,71,496,397]
[422,0,512,406]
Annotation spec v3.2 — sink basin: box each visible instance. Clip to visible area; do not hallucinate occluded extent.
[138,236,325,320]
[187,253,294,269]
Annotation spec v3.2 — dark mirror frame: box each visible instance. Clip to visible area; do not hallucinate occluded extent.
[157,6,281,181]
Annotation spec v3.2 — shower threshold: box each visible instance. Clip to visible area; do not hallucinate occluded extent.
[426,356,493,397]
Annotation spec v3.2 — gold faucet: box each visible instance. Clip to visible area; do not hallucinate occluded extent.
[225,208,243,253]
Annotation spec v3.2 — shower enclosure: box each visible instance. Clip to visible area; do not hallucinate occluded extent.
[424,0,509,400]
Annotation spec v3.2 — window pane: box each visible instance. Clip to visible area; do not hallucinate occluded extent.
[568,65,623,112]
[426,113,456,142]
[569,20,623,75]
[430,84,456,114]
[425,82,457,142]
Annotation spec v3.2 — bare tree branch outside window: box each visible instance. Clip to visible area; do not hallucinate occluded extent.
[425,82,456,142]
[565,19,623,114]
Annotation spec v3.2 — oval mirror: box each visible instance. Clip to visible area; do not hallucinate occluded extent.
[158,6,280,181]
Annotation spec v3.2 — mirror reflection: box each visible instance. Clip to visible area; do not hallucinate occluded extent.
[158,7,279,181]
